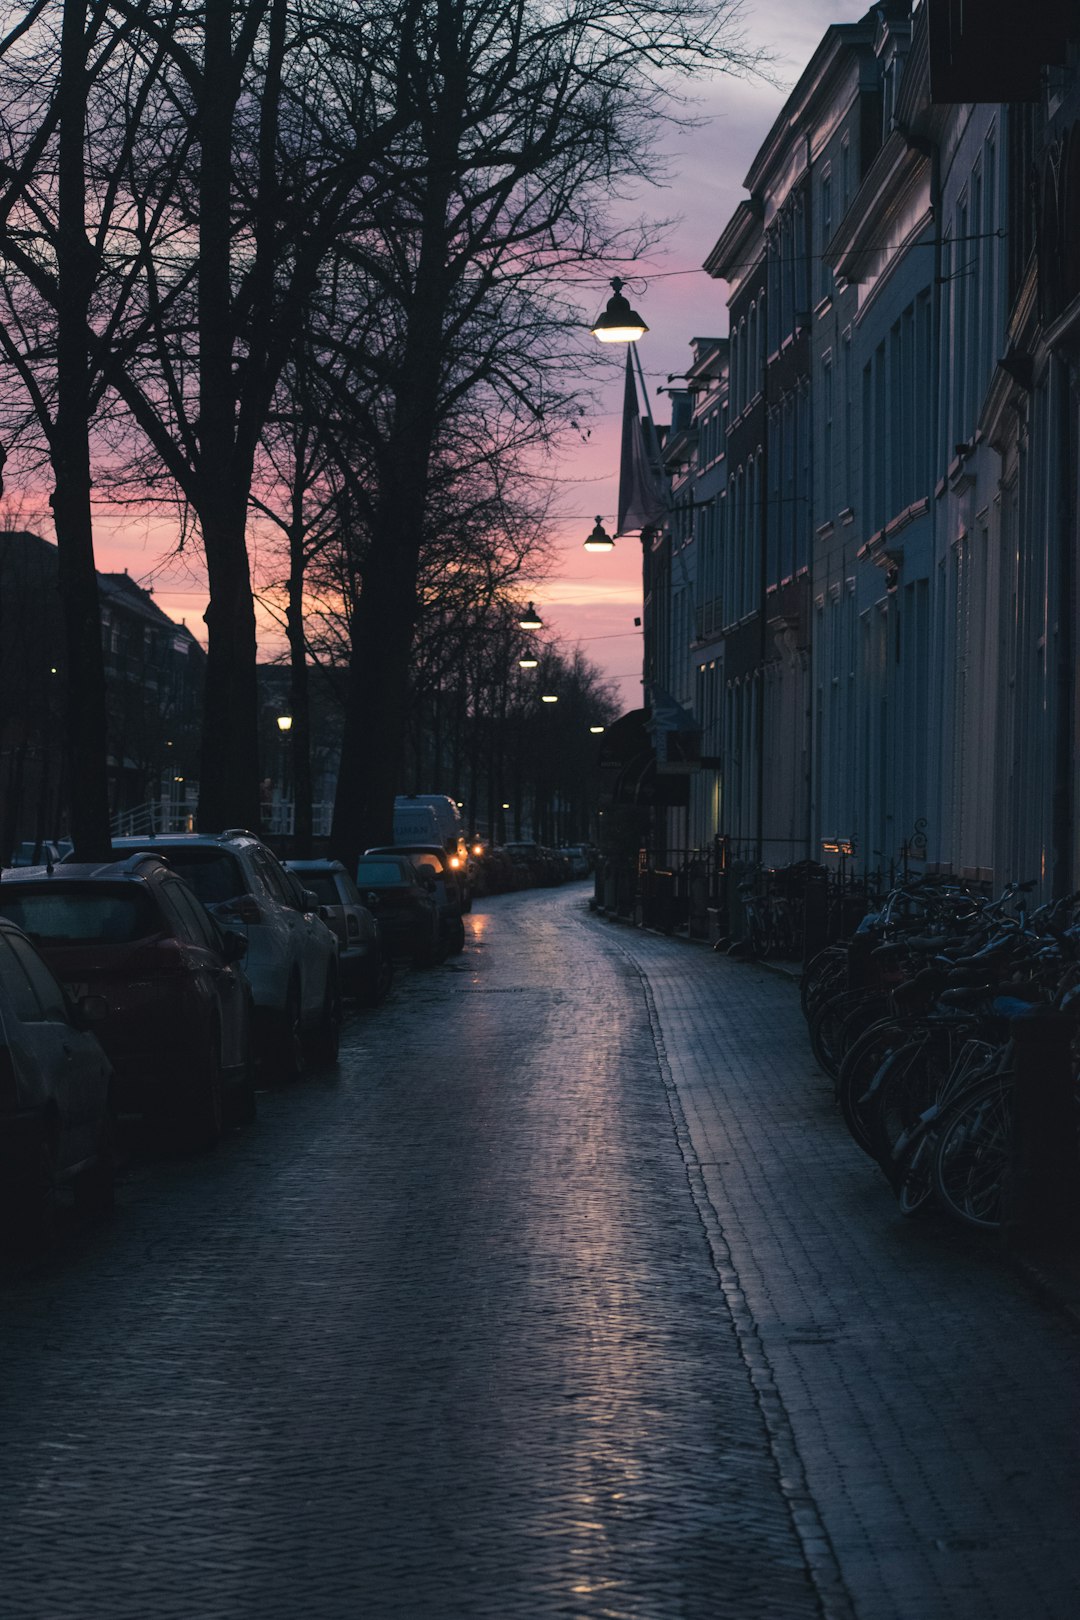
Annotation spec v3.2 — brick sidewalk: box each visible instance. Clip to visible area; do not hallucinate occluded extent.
[598,910,1080,1620]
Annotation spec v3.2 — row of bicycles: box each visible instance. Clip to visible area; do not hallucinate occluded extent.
[800,876,1080,1232]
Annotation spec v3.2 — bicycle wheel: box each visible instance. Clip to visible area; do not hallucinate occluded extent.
[894,1127,934,1215]
[801,947,846,1020]
[931,1072,1015,1230]
[810,987,889,1080]
[836,1018,908,1156]
[867,1027,951,1175]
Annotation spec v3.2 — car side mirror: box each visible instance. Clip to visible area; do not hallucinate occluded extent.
[365,891,381,910]
[219,927,247,963]
[420,870,437,891]
[71,992,108,1028]
[301,888,320,912]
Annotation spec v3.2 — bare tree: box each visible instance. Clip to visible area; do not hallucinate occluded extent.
[327,0,760,867]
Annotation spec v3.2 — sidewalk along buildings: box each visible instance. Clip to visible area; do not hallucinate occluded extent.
[618,0,1080,908]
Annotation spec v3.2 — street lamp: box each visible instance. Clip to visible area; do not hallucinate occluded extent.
[541,693,559,704]
[590,277,648,343]
[275,715,293,838]
[582,516,614,554]
[589,725,605,734]
[518,602,543,630]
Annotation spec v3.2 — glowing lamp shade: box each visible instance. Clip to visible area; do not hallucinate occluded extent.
[518,655,539,669]
[583,516,614,554]
[276,714,293,733]
[518,601,543,630]
[590,277,648,343]
[541,694,559,703]
[589,725,605,734]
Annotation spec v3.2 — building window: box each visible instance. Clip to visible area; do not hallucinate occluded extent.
[820,172,833,300]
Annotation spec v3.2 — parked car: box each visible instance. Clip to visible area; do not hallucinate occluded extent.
[354,855,444,967]
[102,831,340,1081]
[0,853,255,1143]
[285,859,393,1006]
[365,844,466,954]
[393,797,472,910]
[0,915,114,1231]
[559,844,592,879]
[7,840,63,869]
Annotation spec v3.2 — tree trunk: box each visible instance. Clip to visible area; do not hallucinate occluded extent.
[197,500,262,832]
[194,0,261,832]
[331,494,420,870]
[53,0,111,860]
[286,529,314,857]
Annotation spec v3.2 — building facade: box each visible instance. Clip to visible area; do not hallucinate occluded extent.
[632,0,1080,902]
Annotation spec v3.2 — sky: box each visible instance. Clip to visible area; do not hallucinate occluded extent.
[4,1,873,712]
[541,0,874,712]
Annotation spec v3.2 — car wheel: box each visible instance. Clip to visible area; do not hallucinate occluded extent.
[230,1049,258,1125]
[413,921,442,968]
[9,1130,59,1249]
[358,950,394,1008]
[274,980,306,1082]
[448,916,466,955]
[188,1035,224,1148]
[310,970,341,1066]
[74,1109,116,1216]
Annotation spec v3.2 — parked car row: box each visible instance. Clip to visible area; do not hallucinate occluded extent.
[468,841,596,895]
[0,828,406,1239]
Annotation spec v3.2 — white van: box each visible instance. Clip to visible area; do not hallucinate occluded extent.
[394,794,464,857]
[391,800,442,845]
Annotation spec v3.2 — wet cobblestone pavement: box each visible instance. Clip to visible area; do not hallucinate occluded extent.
[2,886,1080,1618]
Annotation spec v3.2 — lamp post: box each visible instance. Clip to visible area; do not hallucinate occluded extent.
[276,714,292,841]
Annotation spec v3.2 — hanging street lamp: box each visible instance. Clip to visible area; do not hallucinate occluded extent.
[582,516,614,554]
[518,601,542,630]
[518,653,539,669]
[590,277,648,343]
[541,693,559,703]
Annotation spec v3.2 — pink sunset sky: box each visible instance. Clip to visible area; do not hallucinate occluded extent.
[4,1,869,714]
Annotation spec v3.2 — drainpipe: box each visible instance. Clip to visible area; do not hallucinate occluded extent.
[757,342,769,865]
[900,120,940,874]
[1051,357,1076,899]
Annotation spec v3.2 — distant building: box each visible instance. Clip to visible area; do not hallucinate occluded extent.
[0,531,204,852]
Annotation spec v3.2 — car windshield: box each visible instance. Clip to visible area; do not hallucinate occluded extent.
[356,861,409,886]
[121,846,246,905]
[0,885,157,944]
[409,853,444,874]
[297,872,340,906]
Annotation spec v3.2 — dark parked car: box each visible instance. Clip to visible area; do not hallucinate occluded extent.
[0,916,114,1231]
[0,854,255,1144]
[354,855,444,967]
[103,831,340,1081]
[365,845,466,955]
[285,859,393,1006]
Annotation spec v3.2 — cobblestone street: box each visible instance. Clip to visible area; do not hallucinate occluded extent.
[2,884,1080,1619]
